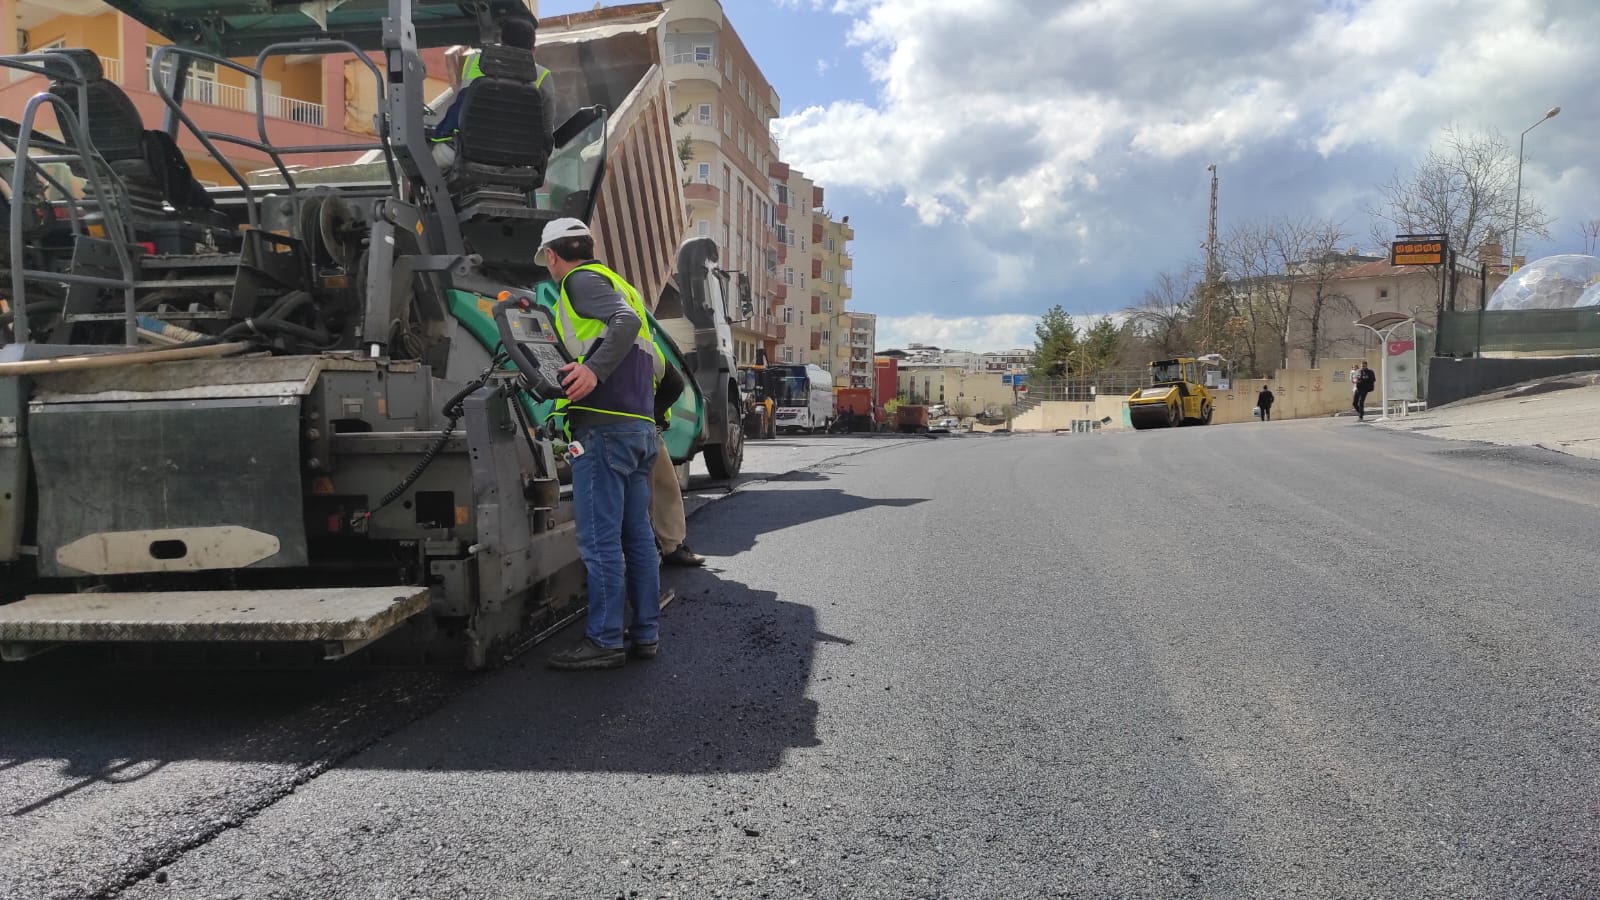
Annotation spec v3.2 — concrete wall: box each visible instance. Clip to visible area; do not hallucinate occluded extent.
[1011,354,1381,431]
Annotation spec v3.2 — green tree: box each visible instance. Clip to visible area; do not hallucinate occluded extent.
[1029,304,1079,380]
[1078,316,1122,375]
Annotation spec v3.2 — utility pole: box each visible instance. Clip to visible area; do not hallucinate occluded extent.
[1206,164,1220,285]
[1199,164,1222,354]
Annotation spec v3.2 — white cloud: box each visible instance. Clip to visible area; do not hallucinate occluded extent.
[877,314,1037,353]
[877,311,1120,354]
[775,0,1600,318]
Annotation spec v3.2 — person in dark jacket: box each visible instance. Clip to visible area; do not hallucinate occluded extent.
[1354,362,1377,421]
[1256,385,1275,422]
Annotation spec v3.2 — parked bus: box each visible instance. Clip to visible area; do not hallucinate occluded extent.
[770,364,835,433]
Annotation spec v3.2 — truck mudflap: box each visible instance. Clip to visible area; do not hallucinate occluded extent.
[0,586,429,662]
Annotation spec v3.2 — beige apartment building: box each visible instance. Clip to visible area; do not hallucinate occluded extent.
[661,0,783,367]
[809,203,855,382]
[847,312,876,392]
[768,160,816,365]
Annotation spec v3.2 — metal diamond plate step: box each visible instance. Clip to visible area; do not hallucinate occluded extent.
[0,586,430,649]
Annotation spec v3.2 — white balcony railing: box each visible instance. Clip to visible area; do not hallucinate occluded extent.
[173,75,326,125]
[7,54,120,84]
[668,52,718,69]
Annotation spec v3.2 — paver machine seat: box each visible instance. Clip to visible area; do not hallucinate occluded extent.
[42,49,216,222]
[447,43,551,210]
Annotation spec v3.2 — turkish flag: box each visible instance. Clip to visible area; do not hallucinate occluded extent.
[1388,340,1415,356]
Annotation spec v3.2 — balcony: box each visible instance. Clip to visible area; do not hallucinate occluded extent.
[839,252,853,271]
[775,204,788,224]
[680,120,721,147]
[666,52,722,87]
[684,182,721,204]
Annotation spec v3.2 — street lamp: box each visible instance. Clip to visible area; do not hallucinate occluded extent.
[1509,106,1560,272]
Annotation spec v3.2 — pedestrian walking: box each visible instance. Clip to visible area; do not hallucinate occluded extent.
[1353,361,1377,421]
[1256,385,1275,422]
[537,218,666,670]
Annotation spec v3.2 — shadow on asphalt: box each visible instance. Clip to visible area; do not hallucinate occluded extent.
[339,569,837,775]
[688,482,929,558]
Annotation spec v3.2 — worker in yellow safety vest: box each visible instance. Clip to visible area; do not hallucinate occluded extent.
[536,218,669,670]
[430,16,555,171]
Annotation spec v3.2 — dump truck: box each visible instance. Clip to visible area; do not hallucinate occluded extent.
[834,387,874,432]
[0,0,736,667]
[1128,357,1217,430]
[896,404,930,434]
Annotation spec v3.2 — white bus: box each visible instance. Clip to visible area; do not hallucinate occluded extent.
[770,364,835,433]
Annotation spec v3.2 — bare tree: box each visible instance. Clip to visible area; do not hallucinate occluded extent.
[1124,265,1197,359]
[1366,125,1550,312]
[1578,219,1600,255]
[1280,217,1356,368]
[1219,220,1285,373]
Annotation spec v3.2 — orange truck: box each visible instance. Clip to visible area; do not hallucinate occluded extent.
[834,388,875,431]
[895,404,930,434]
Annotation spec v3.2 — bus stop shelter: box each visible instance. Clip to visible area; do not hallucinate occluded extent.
[1355,312,1418,421]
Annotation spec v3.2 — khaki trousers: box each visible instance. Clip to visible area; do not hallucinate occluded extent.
[649,434,686,554]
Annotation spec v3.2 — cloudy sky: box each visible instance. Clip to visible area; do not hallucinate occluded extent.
[540,0,1600,351]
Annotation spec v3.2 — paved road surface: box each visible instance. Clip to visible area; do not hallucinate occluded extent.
[5,423,1600,898]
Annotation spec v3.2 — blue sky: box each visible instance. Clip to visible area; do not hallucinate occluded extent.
[538,0,1600,351]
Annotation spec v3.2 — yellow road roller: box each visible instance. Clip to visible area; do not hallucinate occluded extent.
[1128,358,1216,429]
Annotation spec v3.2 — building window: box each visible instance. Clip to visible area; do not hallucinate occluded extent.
[724,111,733,136]
[824,299,833,313]
[800,237,806,252]
[782,306,793,324]
[783,266,794,285]
[697,220,711,237]
[697,103,712,125]
[824,269,834,284]
[1378,288,1390,299]
[827,237,836,252]
[694,45,713,63]
[697,162,710,183]
[725,57,733,79]
[722,165,731,191]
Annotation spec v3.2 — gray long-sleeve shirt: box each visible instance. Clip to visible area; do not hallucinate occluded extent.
[564,266,646,433]
[564,267,640,381]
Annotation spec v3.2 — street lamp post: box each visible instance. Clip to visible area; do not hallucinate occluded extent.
[1510,106,1561,272]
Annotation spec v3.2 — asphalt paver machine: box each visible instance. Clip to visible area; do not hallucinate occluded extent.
[0,0,722,667]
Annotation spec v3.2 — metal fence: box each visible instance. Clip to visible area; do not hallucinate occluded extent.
[1018,369,1150,402]
[1437,308,1600,357]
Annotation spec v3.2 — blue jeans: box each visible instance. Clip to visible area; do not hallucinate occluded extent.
[570,420,660,649]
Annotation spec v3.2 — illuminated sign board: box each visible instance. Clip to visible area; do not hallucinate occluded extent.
[1391,234,1448,266]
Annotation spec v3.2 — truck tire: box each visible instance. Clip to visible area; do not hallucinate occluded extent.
[704,396,744,480]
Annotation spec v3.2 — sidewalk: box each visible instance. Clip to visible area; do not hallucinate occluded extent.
[1378,373,1600,460]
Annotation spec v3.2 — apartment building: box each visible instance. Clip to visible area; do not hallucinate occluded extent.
[808,190,855,382]
[1,0,438,186]
[847,312,876,392]
[661,0,782,367]
[982,349,1034,374]
[767,160,817,365]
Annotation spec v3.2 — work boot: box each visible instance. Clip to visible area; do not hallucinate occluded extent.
[662,543,706,567]
[547,638,625,670]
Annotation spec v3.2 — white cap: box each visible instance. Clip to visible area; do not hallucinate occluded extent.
[535,217,592,267]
